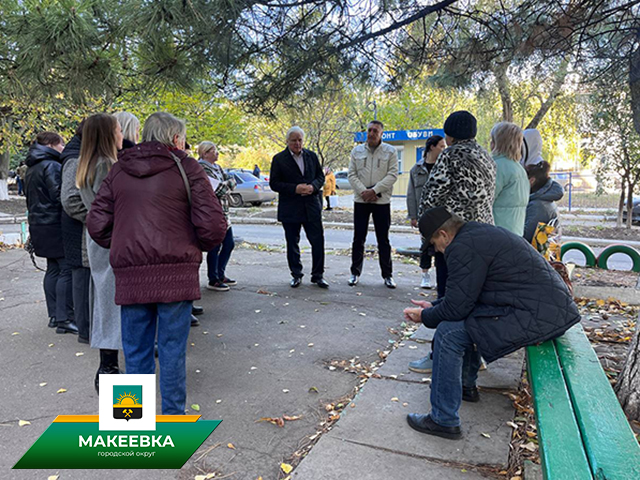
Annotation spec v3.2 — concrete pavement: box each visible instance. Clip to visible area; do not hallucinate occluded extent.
[0,246,521,479]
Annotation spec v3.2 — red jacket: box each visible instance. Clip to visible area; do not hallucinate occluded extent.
[86,142,226,305]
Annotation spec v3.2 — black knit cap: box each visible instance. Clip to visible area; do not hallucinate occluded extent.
[443,110,477,140]
[418,207,452,242]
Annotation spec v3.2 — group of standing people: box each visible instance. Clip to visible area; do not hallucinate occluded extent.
[24,111,230,415]
[269,120,401,290]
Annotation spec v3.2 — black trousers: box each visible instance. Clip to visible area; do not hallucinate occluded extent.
[350,202,392,278]
[434,252,448,299]
[282,220,325,280]
[44,257,73,323]
[419,237,434,270]
[72,266,91,340]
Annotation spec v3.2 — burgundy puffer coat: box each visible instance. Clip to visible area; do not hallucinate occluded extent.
[86,142,226,305]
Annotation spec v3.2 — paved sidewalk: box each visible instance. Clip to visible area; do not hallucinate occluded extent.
[292,325,522,479]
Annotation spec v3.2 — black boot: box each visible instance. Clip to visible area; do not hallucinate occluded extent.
[48,316,57,328]
[95,349,120,394]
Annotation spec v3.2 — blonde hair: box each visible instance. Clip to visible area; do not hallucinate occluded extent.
[141,112,186,146]
[491,122,523,161]
[197,141,217,158]
[76,113,118,189]
[113,111,140,143]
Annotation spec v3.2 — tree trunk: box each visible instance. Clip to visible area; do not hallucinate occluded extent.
[0,151,9,201]
[615,315,640,421]
[627,179,635,229]
[495,65,513,123]
[525,60,569,130]
[629,30,640,135]
[617,180,626,228]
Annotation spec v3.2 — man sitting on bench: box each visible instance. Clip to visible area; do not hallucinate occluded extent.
[403,206,581,439]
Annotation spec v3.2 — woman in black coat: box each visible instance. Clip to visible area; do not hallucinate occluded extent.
[24,132,77,334]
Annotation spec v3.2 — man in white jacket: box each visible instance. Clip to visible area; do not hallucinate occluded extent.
[347,120,399,288]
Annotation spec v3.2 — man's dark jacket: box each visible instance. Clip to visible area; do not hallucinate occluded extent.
[421,222,581,362]
[24,143,63,259]
[269,148,325,223]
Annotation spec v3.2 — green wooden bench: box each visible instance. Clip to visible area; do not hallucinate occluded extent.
[526,324,640,479]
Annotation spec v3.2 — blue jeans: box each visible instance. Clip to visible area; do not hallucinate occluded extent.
[121,301,192,415]
[207,227,234,283]
[430,321,481,427]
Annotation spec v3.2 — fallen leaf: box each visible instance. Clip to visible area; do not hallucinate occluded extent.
[402,403,409,407]
[308,386,319,393]
[280,463,293,474]
[257,417,285,427]
[191,404,201,412]
[39,382,47,387]
[48,476,60,480]
[18,420,30,427]
[391,397,399,402]
[216,334,223,337]
[75,352,84,357]
[481,432,491,438]
[283,415,302,421]
[359,312,366,316]
[408,345,418,349]
[257,289,272,295]
[216,399,222,404]
[227,443,236,450]
[255,310,261,313]
[507,421,518,429]
[11,332,19,336]
[57,388,67,394]
[194,474,216,480]
[48,343,54,347]
[328,366,336,371]
[307,343,314,347]
[282,389,290,393]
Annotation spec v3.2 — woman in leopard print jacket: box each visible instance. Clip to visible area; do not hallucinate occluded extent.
[418,118,496,225]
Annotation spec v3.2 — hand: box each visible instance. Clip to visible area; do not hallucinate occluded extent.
[410,299,433,309]
[296,184,314,195]
[362,189,377,202]
[403,307,423,323]
[410,218,418,228]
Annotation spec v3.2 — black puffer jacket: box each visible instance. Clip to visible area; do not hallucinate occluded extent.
[421,222,580,362]
[24,143,63,259]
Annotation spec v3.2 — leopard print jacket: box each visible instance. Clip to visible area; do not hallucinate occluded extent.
[418,139,496,224]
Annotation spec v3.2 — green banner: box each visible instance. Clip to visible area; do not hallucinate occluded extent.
[14,419,221,469]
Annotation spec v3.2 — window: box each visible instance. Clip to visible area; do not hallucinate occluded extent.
[394,146,404,174]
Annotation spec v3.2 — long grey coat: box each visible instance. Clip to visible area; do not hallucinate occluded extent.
[80,159,121,351]
[61,156,89,268]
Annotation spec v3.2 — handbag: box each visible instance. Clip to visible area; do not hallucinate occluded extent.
[23,235,45,271]
[329,195,339,208]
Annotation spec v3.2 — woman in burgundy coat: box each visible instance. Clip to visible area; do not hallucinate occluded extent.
[86,112,226,415]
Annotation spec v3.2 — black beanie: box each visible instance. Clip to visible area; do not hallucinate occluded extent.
[443,111,477,140]
[418,207,452,241]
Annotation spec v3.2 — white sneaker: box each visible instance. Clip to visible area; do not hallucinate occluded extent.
[420,272,432,289]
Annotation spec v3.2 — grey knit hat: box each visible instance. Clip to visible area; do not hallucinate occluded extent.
[443,111,477,140]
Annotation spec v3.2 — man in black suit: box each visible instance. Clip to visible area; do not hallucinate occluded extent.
[269,126,328,288]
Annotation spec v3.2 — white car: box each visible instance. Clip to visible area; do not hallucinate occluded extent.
[335,170,351,190]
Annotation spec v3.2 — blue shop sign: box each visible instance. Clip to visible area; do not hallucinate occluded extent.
[353,128,445,143]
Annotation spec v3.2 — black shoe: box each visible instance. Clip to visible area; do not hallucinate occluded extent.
[48,317,57,328]
[462,387,480,403]
[406,414,462,440]
[192,305,204,316]
[78,336,90,345]
[290,277,302,288]
[95,349,120,394]
[348,274,359,286]
[311,277,330,289]
[190,315,200,327]
[56,320,79,335]
[223,277,237,286]
[384,277,397,289]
